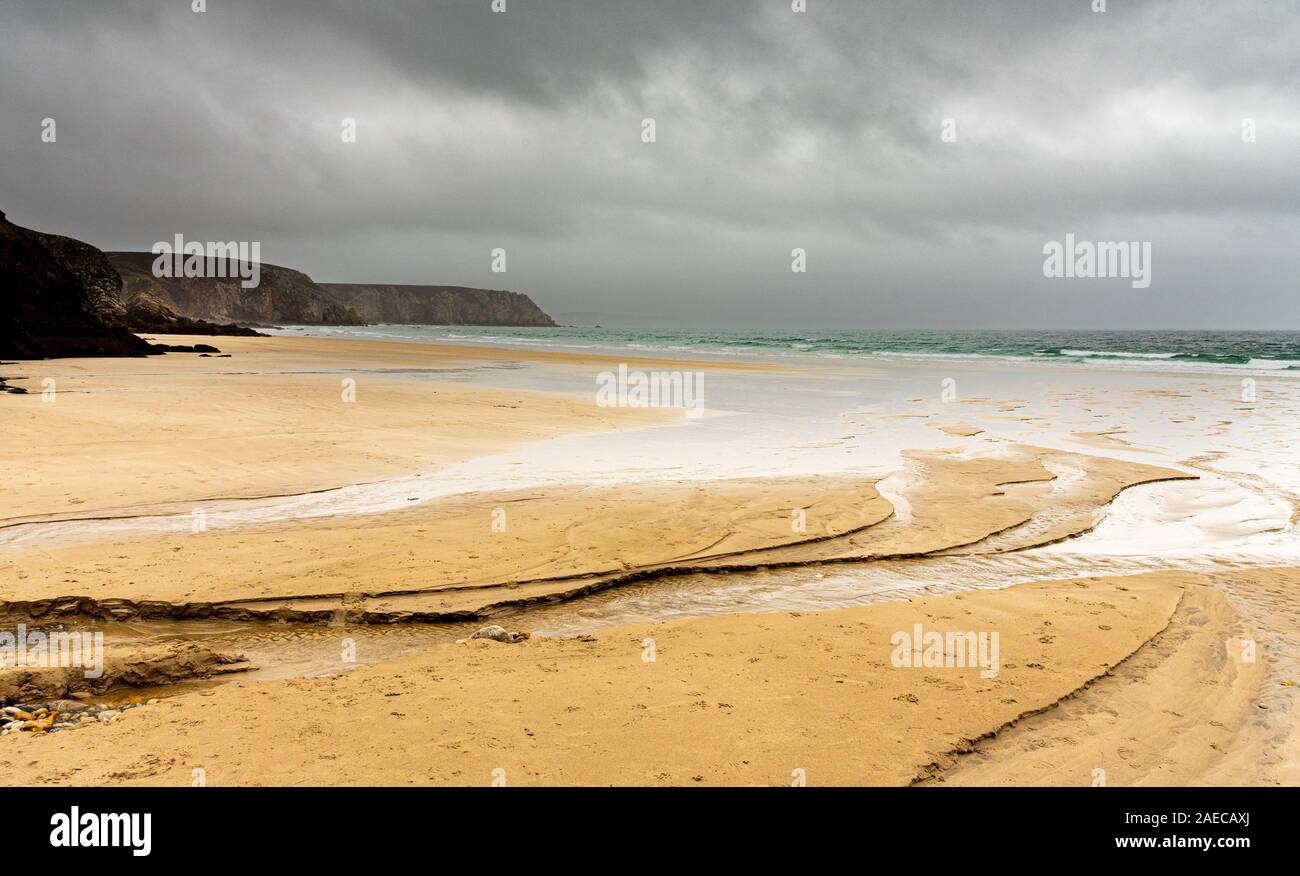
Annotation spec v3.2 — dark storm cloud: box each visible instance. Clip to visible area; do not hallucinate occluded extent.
[1,0,1298,327]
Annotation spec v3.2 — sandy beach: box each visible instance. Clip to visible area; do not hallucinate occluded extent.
[2,334,1297,786]
[8,4,1299,858]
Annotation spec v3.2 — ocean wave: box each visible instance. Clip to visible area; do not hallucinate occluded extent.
[1059,349,1179,359]
[265,326,1300,376]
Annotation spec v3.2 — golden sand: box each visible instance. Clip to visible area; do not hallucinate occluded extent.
[0,572,1198,786]
[0,335,1293,786]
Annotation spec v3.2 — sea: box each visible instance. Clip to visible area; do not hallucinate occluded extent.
[266,325,1300,375]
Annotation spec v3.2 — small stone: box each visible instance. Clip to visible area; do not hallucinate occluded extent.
[469,624,530,644]
[469,624,513,642]
[98,710,121,725]
[19,712,56,732]
[147,699,159,705]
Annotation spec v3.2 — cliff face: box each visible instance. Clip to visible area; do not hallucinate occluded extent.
[31,231,129,326]
[0,212,155,359]
[105,251,556,328]
[28,235,260,338]
[108,252,366,326]
[320,284,557,327]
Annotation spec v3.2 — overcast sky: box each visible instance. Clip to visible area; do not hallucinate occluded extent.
[2,0,1298,328]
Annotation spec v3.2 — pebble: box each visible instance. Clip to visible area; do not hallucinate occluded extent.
[18,713,57,732]
[0,696,162,738]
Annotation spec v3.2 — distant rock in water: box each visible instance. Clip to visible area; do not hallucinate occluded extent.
[108,252,367,327]
[0,211,155,359]
[320,284,557,327]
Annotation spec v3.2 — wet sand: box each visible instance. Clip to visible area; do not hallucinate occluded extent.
[0,335,723,522]
[0,572,1200,786]
[1,334,1297,785]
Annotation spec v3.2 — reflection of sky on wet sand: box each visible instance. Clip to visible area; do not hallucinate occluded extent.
[3,351,1298,577]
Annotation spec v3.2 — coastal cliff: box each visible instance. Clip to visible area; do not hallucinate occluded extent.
[106,252,556,328]
[0,211,155,359]
[33,233,258,338]
[319,284,557,327]
[6,228,557,343]
[108,252,366,327]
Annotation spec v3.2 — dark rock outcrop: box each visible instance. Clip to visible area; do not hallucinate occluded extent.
[124,290,262,337]
[108,252,366,326]
[0,211,156,359]
[32,232,260,338]
[320,284,557,327]
[123,290,176,326]
[30,230,129,326]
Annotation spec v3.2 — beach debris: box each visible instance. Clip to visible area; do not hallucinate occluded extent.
[0,699,153,737]
[19,711,57,732]
[468,625,530,644]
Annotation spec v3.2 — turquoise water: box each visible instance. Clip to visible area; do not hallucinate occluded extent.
[270,326,1300,373]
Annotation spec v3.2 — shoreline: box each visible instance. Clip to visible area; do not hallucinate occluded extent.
[263,324,1300,378]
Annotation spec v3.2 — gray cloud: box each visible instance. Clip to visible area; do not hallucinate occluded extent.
[2,0,1298,327]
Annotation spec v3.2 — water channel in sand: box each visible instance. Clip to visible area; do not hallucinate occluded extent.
[5,351,1298,692]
